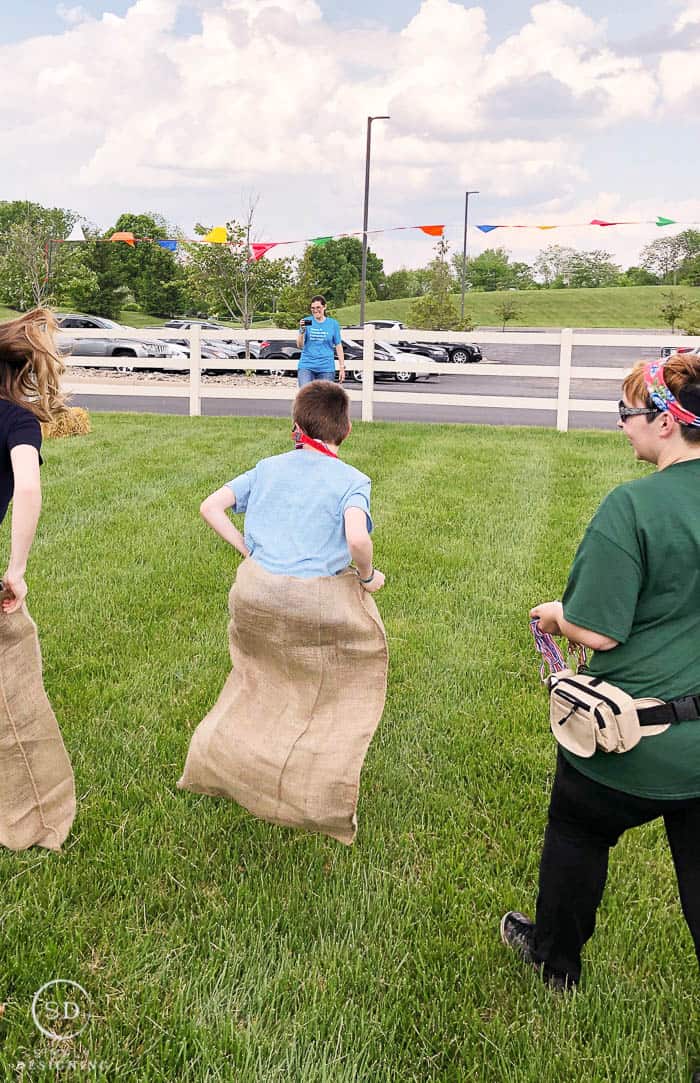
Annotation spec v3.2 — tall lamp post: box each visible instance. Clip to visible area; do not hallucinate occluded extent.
[460,189,479,320]
[360,114,390,326]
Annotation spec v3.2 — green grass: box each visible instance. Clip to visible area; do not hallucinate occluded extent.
[0,414,696,1080]
[2,282,700,333]
[333,284,700,329]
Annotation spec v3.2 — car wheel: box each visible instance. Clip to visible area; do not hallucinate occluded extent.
[351,369,364,382]
[112,348,136,373]
[450,348,474,365]
[394,371,416,382]
[266,366,287,377]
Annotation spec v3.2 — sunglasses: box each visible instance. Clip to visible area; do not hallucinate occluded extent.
[617,400,660,422]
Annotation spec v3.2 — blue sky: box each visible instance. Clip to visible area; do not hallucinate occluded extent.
[1,0,698,271]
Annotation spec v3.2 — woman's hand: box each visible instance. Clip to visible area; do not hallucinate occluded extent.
[529,600,563,636]
[1,570,27,613]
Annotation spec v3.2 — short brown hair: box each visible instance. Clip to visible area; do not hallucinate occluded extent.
[293,380,350,444]
[622,354,700,444]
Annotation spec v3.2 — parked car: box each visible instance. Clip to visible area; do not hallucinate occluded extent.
[56,313,183,370]
[258,337,437,382]
[660,344,700,359]
[346,320,484,364]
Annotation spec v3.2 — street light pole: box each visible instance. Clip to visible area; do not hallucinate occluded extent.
[460,190,479,320]
[360,114,390,326]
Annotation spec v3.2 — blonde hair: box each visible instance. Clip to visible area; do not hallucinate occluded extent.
[0,308,69,423]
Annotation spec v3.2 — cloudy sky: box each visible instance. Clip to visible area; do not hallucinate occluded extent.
[2,0,699,271]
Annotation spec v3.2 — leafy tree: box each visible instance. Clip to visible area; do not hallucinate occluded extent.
[0,200,77,309]
[185,207,293,329]
[105,212,185,316]
[566,250,621,288]
[305,237,384,307]
[618,266,660,286]
[495,294,521,330]
[533,245,578,286]
[63,232,127,320]
[453,248,535,292]
[658,289,687,333]
[379,268,426,300]
[408,238,473,330]
[641,235,685,280]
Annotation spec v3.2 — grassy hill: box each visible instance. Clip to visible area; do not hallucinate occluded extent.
[1,284,699,331]
[334,284,700,330]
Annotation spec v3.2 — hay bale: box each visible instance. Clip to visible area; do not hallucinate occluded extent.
[41,407,91,439]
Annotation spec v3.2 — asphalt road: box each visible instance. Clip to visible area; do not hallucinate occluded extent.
[69,342,666,430]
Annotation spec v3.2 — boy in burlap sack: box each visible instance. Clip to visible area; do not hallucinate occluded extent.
[0,309,75,851]
[178,381,387,844]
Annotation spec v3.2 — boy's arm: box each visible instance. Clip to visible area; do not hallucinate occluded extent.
[344,507,384,592]
[3,445,42,613]
[200,486,250,557]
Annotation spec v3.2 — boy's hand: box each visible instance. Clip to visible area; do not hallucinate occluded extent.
[1,571,27,613]
[361,569,385,593]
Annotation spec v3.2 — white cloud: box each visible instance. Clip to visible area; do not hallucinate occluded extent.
[0,0,696,269]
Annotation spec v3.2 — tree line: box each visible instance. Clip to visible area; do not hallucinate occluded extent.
[0,199,698,327]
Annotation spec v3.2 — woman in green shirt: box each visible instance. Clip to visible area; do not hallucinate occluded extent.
[501,352,700,989]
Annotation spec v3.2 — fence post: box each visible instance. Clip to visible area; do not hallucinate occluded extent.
[556,328,573,433]
[189,324,202,417]
[361,324,375,422]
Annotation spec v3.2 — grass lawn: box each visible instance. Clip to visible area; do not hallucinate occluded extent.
[334,284,700,330]
[0,413,697,1080]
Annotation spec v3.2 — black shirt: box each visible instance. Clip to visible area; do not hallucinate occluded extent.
[0,399,42,525]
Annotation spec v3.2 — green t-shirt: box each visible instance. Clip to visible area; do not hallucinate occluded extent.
[561,458,700,799]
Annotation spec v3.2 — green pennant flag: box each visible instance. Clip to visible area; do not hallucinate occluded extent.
[311,236,332,246]
[656,216,676,227]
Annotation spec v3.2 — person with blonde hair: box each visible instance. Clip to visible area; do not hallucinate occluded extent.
[0,308,74,852]
[0,307,67,610]
[503,352,700,989]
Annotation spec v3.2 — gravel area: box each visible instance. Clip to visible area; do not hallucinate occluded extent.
[65,367,296,388]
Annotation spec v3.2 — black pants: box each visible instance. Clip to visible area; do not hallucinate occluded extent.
[533,751,700,984]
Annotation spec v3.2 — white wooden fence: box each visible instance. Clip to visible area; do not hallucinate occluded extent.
[61,326,697,432]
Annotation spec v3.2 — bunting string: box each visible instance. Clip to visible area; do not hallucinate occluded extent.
[48,215,697,261]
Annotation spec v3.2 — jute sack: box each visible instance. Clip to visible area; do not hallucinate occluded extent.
[178,558,388,844]
[0,600,75,851]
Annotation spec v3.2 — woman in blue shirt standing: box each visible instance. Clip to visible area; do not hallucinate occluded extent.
[296,295,345,386]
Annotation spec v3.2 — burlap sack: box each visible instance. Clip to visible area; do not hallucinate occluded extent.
[0,601,75,851]
[178,559,388,844]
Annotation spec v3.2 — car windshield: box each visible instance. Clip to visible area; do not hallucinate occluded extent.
[376,340,399,357]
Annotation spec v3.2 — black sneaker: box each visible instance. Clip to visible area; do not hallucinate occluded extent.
[500,910,537,964]
[500,910,571,992]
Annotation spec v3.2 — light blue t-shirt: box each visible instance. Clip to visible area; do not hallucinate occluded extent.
[226,450,372,578]
[299,316,341,372]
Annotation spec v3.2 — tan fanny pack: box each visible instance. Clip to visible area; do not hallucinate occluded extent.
[547,669,668,757]
[528,618,699,758]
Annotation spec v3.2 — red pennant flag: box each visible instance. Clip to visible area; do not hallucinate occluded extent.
[110,231,136,246]
[418,224,444,236]
[589,219,628,227]
[249,242,278,262]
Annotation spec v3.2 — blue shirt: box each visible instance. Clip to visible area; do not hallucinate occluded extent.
[227,450,372,578]
[299,316,341,371]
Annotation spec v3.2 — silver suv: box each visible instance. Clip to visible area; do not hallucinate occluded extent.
[56,313,184,369]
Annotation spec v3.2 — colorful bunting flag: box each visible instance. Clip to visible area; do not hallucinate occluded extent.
[418,224,444,236]
[157,239,178,251]
[476,224,499,233]
[66,223,85,242]
[311,236,332,246]
[110,231,136,247]
[656,216,676,227]
[204,226,227,243]
[249,242,278,262]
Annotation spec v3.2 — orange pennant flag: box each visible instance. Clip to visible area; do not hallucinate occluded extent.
[418,224,444,236]
[110,231,136,247]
